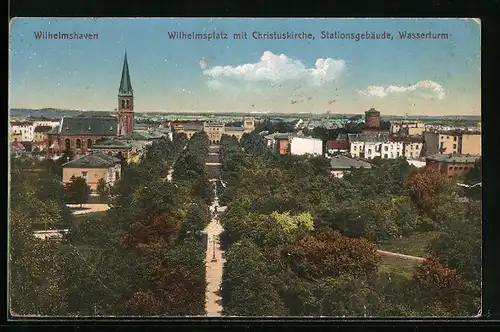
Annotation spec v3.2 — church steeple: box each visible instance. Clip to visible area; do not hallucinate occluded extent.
[117,51,134,137]
[119,50,133,96]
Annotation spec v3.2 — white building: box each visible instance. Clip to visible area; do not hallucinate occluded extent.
[10,121,35,141]
[381,141,405,159]
[290,137,323,156]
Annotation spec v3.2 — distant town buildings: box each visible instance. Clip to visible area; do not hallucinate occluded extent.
[170,117,255,144]
[390,120,425,136]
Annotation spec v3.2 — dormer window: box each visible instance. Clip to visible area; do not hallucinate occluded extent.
[88,126,92,131]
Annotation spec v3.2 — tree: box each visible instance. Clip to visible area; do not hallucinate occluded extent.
[10,209,71,316]
[222,239,288,316]
[285,230,381,280]
[411,256,467,315]
[65,176,91,208]
[183,202,210,236]
[464,158,481,201]
[96,178,110,203]
[405,167,452,214]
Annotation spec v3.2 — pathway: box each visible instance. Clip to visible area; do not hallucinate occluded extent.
[376,249,426,262]
[66,203,110,215]
[204,144,225,316]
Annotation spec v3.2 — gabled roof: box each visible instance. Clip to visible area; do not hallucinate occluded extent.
[330,155,372,170]
[57,116,117,136]
[11,141,25,150]
[119,51,133,96]
[91,139,133,149]
[326,140,350,150]
[62,153,120,168]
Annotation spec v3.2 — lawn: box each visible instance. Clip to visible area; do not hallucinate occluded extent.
[72,211,109,228]
[379,255,421,280]
[377,231,441,258]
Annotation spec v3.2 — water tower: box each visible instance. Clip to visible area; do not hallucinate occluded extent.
[364,108,381,130]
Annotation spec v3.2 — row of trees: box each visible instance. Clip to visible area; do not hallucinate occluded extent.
[10,132,212,316]
[217,133,481,316]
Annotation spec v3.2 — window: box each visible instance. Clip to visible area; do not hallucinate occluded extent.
[449,166,453,170]
[81,171,87,179]
[447,136,450,139]
[368,149,372,154]
[121,99,125,108]
[126,100,129,109]
[65,138,70,150]
[76,139,81,148]
[440,142,444,150]
[454,136,457,141]
[384,146,388,151]
[87,139,92,148]
[353,146,357,151]
[459,166,463,170]
[453,144,457,149]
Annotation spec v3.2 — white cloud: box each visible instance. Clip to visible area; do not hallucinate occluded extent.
[358,80,446,100]
[203,51,345,90]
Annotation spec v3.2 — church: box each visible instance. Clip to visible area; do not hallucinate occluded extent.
[45,51,148,159]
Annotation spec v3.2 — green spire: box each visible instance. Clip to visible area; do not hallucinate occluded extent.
[119,51,133,96]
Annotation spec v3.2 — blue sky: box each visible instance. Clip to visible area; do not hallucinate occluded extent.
[9,18,480,115]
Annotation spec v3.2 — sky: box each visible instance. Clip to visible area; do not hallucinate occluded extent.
[9,18,481,116]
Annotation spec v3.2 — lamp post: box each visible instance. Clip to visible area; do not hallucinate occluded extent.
[211,235,217,262]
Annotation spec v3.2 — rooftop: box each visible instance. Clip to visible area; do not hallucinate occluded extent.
[62,153,121,168]
[330,155,373,170]
[225,126,245,132]
[91,139,133,149]
[348,133,389,143]
[426,154,480,164]
[326,140,350,150]
[365,108,380,114]
[57,116,117,136]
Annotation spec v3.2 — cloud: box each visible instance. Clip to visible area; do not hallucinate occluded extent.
[358,80,446,100]
[203,51,345,90]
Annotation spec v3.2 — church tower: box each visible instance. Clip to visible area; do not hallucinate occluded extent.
[117,51,134,137]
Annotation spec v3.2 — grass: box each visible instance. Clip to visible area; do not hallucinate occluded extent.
[377,231,441,258]
[72,211,109,228]
[379,255,421,280]
[377,231,442,281]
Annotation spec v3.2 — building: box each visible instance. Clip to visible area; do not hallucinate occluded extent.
[264,132,290,154]
[325,139,350,158]
[45,51,145,159]
[171,121,205,138]
[223,117,255,141]
[32,125,53,151]
[423,130,481,156]
[425,154,480,179]
[390,120,425,136]
[329,155,372,178]
[46,116,118,158]
[204,122,225,144]
[290,137,323,156]
[348,133,389,159]
[62,153,122,191]
[10,121,34,142]
[398,136,424,160]
[89,139,133,160]
[27,116,60,129]
[364,108,381,131]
